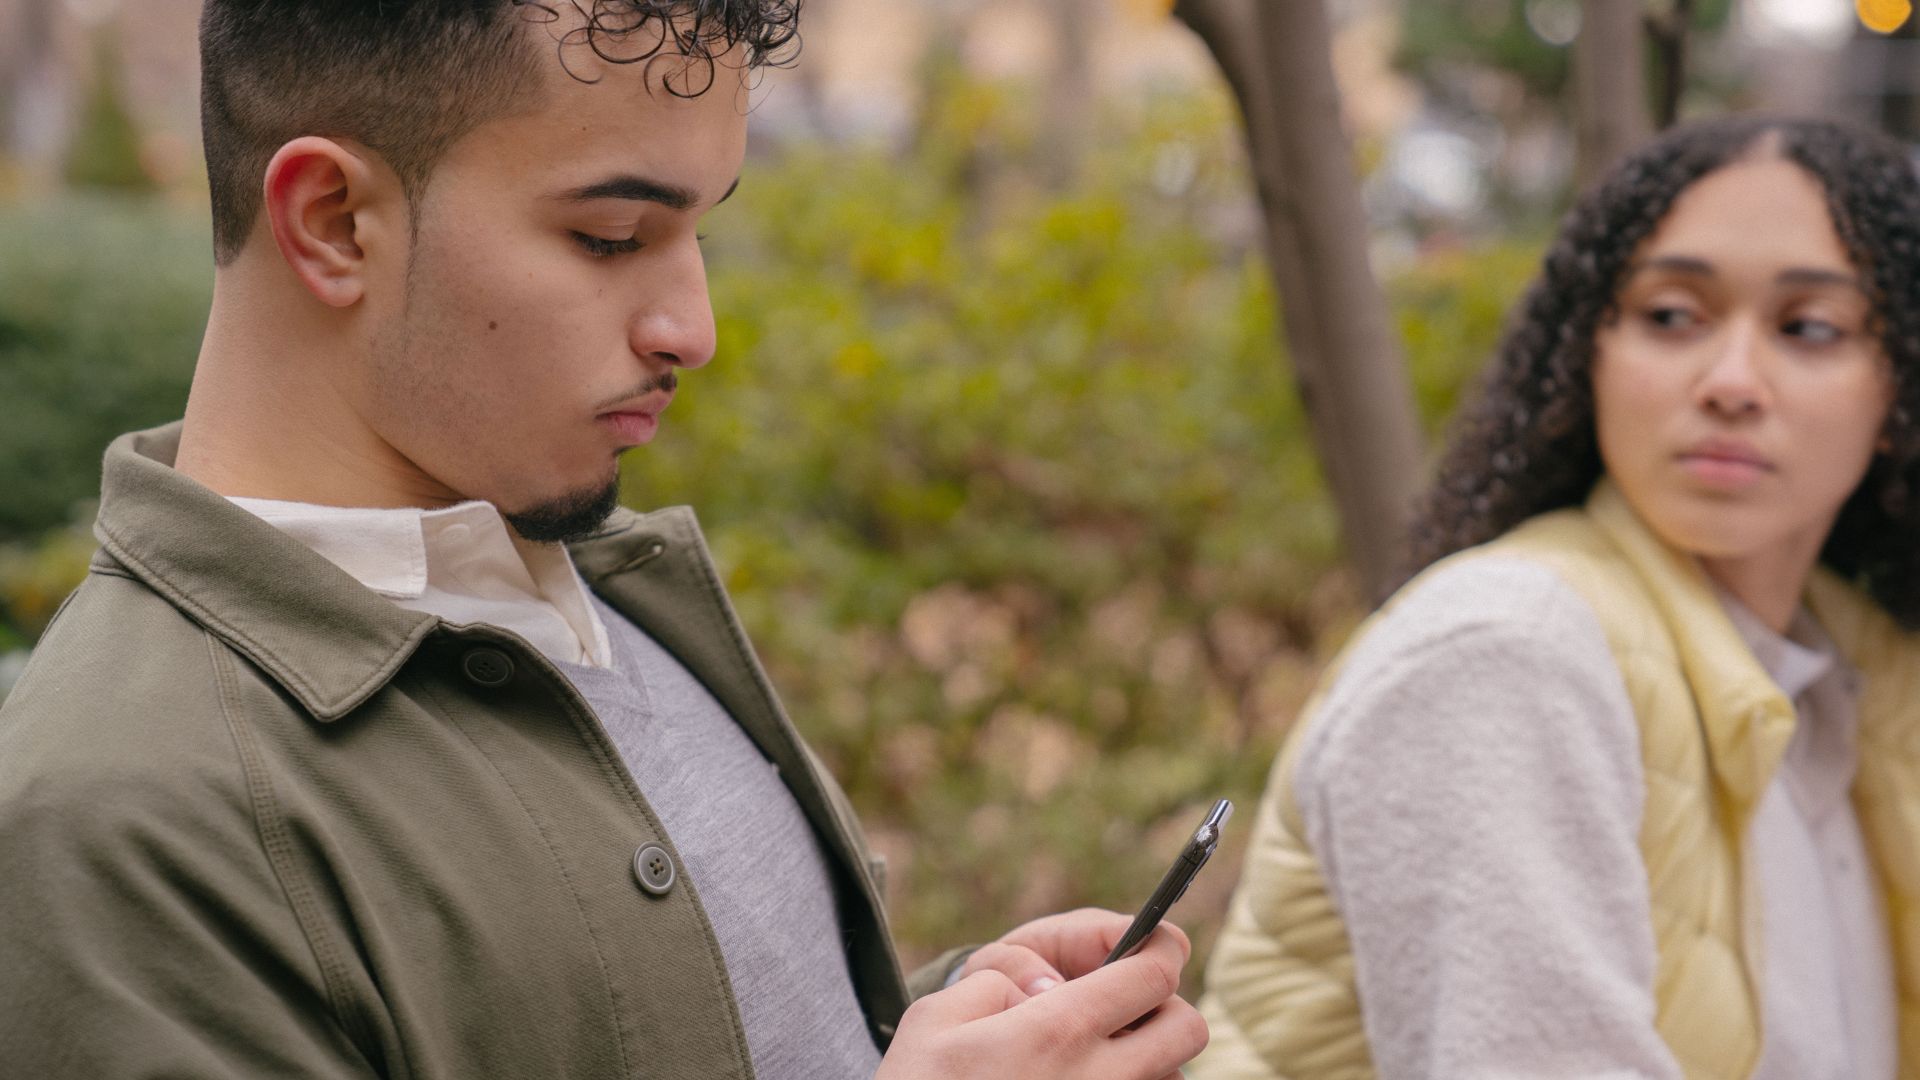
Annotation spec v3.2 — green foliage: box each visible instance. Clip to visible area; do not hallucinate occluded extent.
[1391,241,1544,436]
[64,36,157,193]
[0,196,210,543]
[1395,0,1737,100]
[1398,0,1575,96]
[0,523,95,652]
[624,92,1331,968]
[0,78,1542,977]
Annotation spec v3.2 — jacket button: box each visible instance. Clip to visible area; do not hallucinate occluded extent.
[633,844,676,896]
[461,647,514,687]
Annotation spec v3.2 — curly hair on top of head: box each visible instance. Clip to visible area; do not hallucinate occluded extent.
[1403,114,1920,629]
[513,0,802,95]
[198,1,801,263]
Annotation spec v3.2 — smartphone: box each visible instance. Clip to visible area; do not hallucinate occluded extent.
[1102,798,1233,966]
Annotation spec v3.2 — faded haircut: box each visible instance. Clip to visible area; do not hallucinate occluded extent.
[198,1,801,265]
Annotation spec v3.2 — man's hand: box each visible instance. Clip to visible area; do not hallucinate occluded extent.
[875,911,1206,1080]
[959,907,1187,994]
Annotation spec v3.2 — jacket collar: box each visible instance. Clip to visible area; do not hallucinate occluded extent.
[1584,479,1814,811]
[96,424,441,721]
[94,423,669,722]
[1803,560,1920,762]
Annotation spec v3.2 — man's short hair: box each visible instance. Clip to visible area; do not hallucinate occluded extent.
[198,1,801,265]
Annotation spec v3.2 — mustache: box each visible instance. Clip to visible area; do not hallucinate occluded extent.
[594,371,679,411]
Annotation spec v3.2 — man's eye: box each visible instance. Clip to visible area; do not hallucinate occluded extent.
[573,233,642,258]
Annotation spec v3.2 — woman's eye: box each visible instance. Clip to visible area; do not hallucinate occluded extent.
[1783,316,1845,345]
[573,232,642,258]
[1645,305,1699,331]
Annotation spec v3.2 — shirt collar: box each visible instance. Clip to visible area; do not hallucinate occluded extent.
[1714,586,1838,704]
[229,496,433,599]
[227,497,613,668]
[1715,584,1863,822]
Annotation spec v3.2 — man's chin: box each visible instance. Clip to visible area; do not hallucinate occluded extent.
[503,478,622,544]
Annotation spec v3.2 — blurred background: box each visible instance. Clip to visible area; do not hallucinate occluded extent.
[0,0,1914,985]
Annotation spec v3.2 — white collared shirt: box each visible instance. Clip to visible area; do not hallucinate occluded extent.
[1722,592,1896,1080]
[229,497,612,668]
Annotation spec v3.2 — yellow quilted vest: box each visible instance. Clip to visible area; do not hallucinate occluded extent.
[1193,482,1920,1080]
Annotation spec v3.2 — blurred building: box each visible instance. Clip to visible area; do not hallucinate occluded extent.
[0,0,201,188]
[3,0,1915,228]
[0,0,1225,188]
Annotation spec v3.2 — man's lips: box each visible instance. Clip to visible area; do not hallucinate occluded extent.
[598,393,672,446]
[595,372,679,447]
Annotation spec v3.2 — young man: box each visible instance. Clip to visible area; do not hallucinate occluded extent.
[0,3,1207,1078]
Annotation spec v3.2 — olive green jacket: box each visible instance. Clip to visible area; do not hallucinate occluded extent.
[0,423,942,1078]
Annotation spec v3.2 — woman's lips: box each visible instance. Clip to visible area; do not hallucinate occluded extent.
[1676,440,1774,489]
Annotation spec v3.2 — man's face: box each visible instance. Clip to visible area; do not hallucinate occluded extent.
[353,29,748,539]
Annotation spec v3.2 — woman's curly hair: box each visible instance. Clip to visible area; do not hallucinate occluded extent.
[1404,115,1920,629]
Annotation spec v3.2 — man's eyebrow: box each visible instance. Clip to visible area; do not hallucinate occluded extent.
[553,174,741,211]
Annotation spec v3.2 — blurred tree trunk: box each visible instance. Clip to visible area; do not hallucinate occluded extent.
[1174,0,1424,598]
[1646,0,1692,129]
[1572,0,1652,190]
[4,1,62,169]
[789,0,836,139]
[1042,0,1098,186]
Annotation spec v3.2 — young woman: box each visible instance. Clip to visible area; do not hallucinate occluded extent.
[1193,115,1920,1080]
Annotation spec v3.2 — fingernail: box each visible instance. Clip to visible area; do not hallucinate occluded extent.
[1026,976,1059,994]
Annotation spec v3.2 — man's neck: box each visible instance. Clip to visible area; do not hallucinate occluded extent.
[175,274,459,510]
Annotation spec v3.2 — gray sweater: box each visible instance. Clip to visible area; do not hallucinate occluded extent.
[561,596,882,1079]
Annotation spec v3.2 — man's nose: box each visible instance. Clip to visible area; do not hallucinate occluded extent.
[630,244,717,370]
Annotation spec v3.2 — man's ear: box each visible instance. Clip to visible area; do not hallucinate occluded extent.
[261,137,395,308]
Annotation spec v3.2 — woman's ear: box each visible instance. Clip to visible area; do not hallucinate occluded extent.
[261,136,389,308]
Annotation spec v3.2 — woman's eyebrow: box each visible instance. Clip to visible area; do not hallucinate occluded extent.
[1626,256,1863,293]
[1776,267,1866,292]
[1629,254,1716,278]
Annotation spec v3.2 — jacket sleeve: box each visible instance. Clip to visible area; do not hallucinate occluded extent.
[0,744,378,1078]
[904,945,981,1001]
[1292,557,1683,1079]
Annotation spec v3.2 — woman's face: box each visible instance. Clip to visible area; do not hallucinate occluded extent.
[1592,154,1892,573]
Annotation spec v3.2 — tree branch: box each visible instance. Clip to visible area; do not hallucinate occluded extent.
[1171,0,1424,596]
